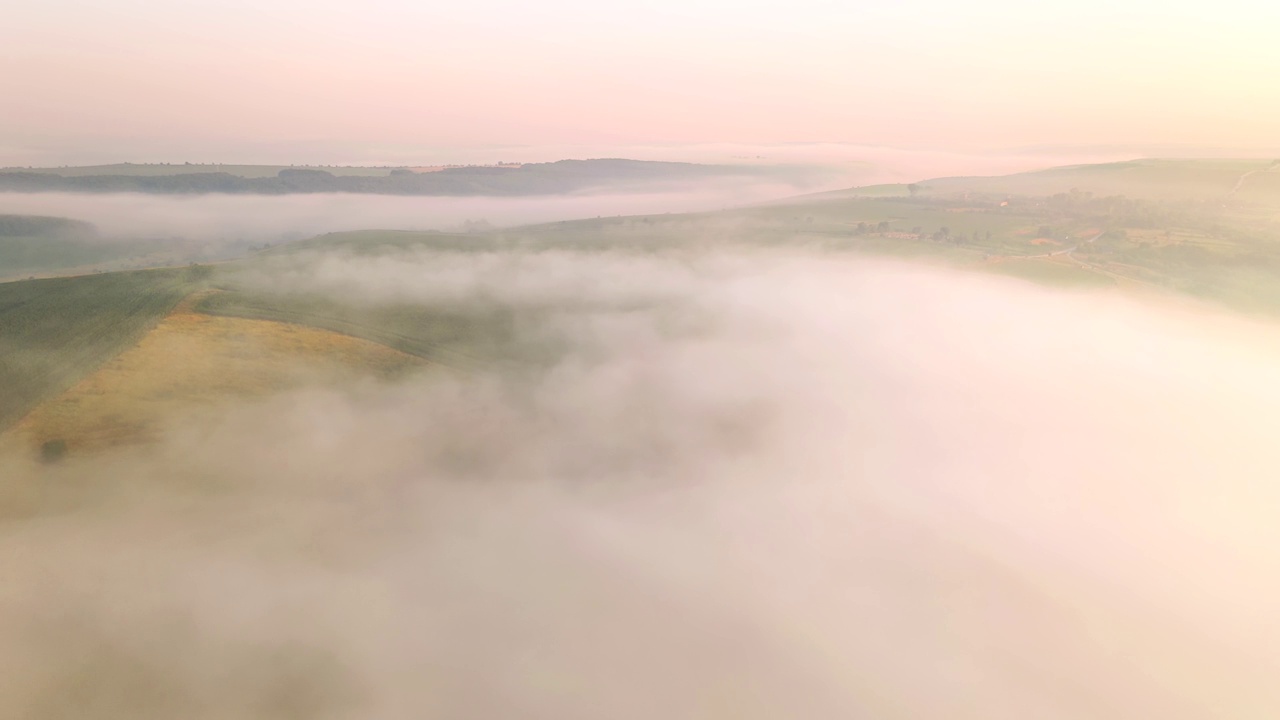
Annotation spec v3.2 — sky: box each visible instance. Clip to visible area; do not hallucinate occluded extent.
[3,0,1279,166]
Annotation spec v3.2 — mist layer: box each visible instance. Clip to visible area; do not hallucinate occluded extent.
[4,251,1280,718]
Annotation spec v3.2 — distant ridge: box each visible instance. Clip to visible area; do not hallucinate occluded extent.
[778,158,1280,204]
[0,159,819,196]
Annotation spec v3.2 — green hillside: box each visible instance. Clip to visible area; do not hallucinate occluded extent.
[1,215,103,277]
[919,158,1280,202]
[0,268,198,428]
[195,290,554,371]
[0,214,179,279]
[249,161,1280,312]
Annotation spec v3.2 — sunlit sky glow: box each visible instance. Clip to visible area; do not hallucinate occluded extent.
[4,0,1279,165]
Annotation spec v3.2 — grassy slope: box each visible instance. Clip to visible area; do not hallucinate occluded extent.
[267,206,1097,284]
[921,159,1280,201]
[774,184,914,202]
[0,237,162,280]
[1,215,100,277]
[10,298,421,454]
[0,214,178,280]
[203,227,696,370]
[736,160,1280,309]
[262,230,512,255]
[198,209,1100,370]
[0,268,198,429]
[195,291,544,370]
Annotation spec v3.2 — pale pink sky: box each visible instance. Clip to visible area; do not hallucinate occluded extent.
[3,0,1279,166]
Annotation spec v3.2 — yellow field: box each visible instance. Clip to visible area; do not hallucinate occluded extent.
[4,293,423,457]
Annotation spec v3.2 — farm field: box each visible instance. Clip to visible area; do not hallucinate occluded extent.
[4,293,422,458]
[0,268,198,430]
[196,290,549,371]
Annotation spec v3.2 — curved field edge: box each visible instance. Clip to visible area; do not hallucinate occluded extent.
[0,268,201,430]
[8,298,422,456]
[193,291,539,371]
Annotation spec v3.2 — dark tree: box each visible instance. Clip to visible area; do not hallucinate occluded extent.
[41,439,68,463]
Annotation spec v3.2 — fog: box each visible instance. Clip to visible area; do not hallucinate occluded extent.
[5,245,1280,718]
[0,179,811,244]
[0,144,1161,248]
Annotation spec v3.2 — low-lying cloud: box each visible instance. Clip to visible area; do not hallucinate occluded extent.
[5,248,1280,718]
[0,179,814,245]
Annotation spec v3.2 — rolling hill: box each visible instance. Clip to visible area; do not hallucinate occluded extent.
[916,158,1280,202]
[0,159,826,196]
[7,156,1280,457]
[0,268,198,429]
[0,214,188,280]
